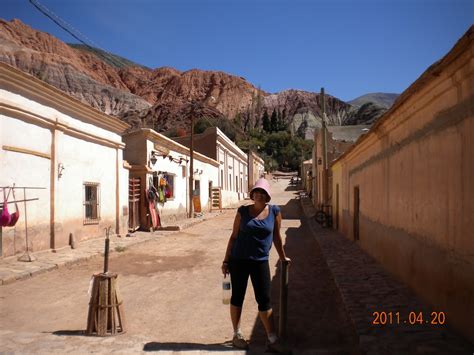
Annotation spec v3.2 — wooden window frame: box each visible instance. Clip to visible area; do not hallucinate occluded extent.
[84,182,100,225]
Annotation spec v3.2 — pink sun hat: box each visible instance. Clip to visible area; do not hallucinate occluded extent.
[250,178,271,202]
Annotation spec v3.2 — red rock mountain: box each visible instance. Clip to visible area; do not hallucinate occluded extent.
[0,19,151,115]
[0,19,382,135]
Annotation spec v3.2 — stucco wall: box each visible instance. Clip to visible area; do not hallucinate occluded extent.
[124,129,220,228]
[174,131,218,161]
[0,65,129,256]
[0,113,52,255]
[249,152,265,190]
[332,31,474,341]
[123,133,147,165]
[221,190,240,208]
[173,128,248,198]
[53,133,120,248]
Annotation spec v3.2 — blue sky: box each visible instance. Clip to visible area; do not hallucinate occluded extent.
[1,0,473,101]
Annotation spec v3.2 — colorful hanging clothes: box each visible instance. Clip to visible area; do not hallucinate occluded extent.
[158,188,165,203]
[159,177,166,186]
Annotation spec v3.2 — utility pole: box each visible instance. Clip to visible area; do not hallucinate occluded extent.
[188,103,195,218]
[320,87,328,205]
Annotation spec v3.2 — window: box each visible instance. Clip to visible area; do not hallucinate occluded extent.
[84,182,100,224]
[236,176,239,192]
[194,179,200,196]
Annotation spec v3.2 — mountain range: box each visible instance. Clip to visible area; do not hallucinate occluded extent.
[0,19,398,138]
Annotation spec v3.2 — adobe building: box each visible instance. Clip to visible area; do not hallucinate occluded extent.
[301,159,312,195]
[331,26,473,341]
[123,128,219,229]
[173,126,248,207]
[312,125,370,209]
[248,150,265,190]
[0,62,130,257]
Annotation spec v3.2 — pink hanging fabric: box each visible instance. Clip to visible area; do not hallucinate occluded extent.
[7,187,20,227]
[1,188,12,227]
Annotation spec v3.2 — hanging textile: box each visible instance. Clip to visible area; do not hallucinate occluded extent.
[1,187,12,227]
[8,186,20,227]
[146,177,161,228]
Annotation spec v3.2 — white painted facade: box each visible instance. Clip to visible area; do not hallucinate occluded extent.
[173,127,249,208]
[123,129,218,228]
[248,151,265,190]
[0,62,129,257]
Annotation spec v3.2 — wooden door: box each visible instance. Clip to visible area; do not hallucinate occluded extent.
[336,184,339,230]
[128,178,141,232]
[353,186,359,241]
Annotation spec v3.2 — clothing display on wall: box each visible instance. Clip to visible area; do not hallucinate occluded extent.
[146,177,161,229]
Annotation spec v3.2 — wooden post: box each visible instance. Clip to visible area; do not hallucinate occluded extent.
[85,273,126,336]
[279,259,289,340]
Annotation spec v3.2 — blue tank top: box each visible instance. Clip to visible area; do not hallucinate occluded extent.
[231,204,281,261]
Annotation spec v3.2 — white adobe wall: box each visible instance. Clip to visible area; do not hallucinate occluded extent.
[0,88,128,254]
[0,110,52,254]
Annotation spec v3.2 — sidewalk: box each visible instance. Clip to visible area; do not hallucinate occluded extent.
[299,196,473,354]
[0,210,224,286]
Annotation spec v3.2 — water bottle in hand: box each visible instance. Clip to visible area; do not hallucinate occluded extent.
[222,275,231,305]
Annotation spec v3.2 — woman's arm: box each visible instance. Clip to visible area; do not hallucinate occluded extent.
[221,211,241,275]
[273,212,290,263]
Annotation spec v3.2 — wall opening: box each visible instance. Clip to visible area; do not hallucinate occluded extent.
[353,186,359,241]
[336,183,339,230]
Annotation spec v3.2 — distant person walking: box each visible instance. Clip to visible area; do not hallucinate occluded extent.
[222,178,291,352]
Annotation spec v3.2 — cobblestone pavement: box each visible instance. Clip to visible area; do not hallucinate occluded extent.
[300,195,473,355]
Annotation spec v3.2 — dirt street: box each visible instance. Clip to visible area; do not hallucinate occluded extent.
[0,179,357,354]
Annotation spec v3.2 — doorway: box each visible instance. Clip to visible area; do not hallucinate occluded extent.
[353,186,359,241]
[128,177,141,232]
[336,184,339,230]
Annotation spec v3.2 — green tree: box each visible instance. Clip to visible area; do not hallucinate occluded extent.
[270,109,278,132]
[262,110,270,132]
[278,108,288,131]
[194,118,213,134]
[233,112,242,130]
[297,119,308,139]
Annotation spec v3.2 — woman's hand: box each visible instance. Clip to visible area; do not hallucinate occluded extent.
[280,256,291,265]
[221,261,229,276]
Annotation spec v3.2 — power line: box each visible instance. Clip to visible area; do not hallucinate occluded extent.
[29,0,218,129]
[28,0,124,67]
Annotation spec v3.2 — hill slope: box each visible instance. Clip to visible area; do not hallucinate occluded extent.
[0,18,394,135]
[349,92,399,109]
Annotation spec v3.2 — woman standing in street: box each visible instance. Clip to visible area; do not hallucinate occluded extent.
[221,177,291,352]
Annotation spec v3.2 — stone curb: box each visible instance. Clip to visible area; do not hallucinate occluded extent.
[0,210,226,286]
[299,196,473,354]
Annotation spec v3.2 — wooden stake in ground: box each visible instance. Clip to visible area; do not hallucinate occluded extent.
[85,227,126,336]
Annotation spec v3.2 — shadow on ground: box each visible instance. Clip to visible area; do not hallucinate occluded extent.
[247,195,360,353]
[143,341,236,352]
[52,330,85,336]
